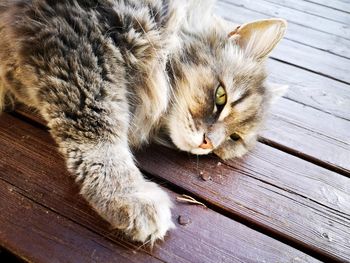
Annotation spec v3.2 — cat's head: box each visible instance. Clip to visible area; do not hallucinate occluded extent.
[165,18,287,159]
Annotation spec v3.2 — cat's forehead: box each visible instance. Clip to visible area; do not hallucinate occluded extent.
[182,34,265,79]
[177,32,267,107]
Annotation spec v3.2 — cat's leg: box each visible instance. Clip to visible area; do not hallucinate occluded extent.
[44,103,174,244]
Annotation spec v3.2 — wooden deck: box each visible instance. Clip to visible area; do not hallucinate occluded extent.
[0,0,349,262]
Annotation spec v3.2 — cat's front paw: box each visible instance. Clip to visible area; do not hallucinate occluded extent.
[128,182,175,243]
[107,182,175,244]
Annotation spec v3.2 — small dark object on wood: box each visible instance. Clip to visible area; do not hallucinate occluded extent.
[200,171,211,181]
[178,215,191,226]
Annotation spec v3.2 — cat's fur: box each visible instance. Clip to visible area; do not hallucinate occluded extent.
[0,0,287,243]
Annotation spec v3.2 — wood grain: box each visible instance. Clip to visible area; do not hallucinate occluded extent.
[216,0,350,59]
[0,113,319,263]
[136,144,350,262]
[264,0,350,24]
[0,181,160,263]
[218,0,350,40]
[267,59,350,121]
[264,99,350,174]
[304,0,350,14]
[216,0,350,83]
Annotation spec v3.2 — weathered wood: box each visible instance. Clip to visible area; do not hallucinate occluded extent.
[265,0,350,24]
[11,106,46,128]
[304,0,350,13]
[216,0,350,59]
[219,0,350,40]
[265,99,350,174]
[271,39,350,84]
[0,181,160,263]
[0,113,319,263]
[0,1,349,262]
[216,0,350,83]
[267,60,350,121]
[136,144,350,262]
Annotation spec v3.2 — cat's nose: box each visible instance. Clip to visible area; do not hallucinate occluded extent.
[199,134,213,150]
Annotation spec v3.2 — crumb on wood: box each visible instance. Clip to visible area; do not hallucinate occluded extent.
[199,171,211,181]
[178,215,191,226]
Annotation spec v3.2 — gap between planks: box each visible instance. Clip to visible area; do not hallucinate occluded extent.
[259,137,350,178]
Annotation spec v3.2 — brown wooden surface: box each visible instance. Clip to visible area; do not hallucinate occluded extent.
[136,144,350,262]
[0,114,319,263]
[1,0,350,262]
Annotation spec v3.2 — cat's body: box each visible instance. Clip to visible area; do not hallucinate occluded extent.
[0,0,287,243]
[0,0,182,147]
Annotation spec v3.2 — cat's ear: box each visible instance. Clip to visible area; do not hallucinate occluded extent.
[229,18,287,60]
[266,82,288,103]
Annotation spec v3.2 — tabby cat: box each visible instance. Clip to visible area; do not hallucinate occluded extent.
[0,0,287,243]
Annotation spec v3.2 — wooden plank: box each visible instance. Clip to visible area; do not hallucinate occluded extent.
[216,1,350,83]
[304,0,350,13]
[264,0,350,24]
[11,109,344,260]
[219,0,350,40]
[0,182,160,263]
[271,39,350,84]
[215,1,350,60]
[267,59,350,121]
[136,144,350,262]
[265,99,350,173]
[0,114,319,263]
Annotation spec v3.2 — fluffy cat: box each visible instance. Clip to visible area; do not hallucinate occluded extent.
[0,0,287,243]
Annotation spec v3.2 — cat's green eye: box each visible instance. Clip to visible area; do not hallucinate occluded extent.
[215,85,227,106]
[230,133,241,141]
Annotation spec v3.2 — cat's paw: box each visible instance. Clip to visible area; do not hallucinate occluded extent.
[108,182,175,244]
[128,182,175,244]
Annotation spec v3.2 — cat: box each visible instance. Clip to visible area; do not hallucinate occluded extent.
[0,0,287,244]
